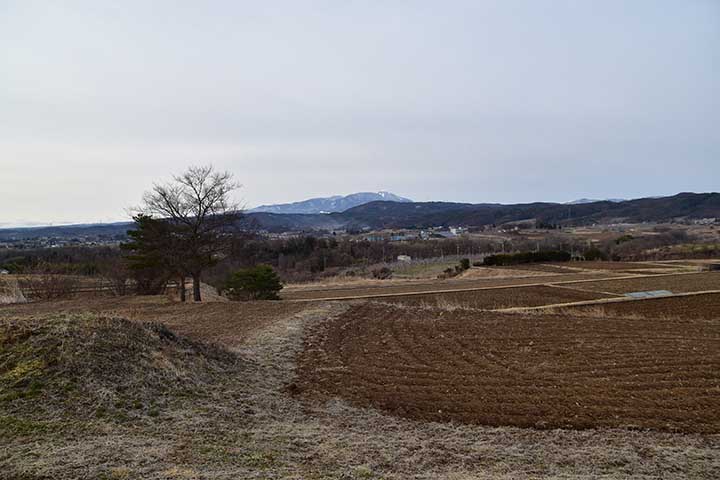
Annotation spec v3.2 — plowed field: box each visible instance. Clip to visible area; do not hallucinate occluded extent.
[298,303,720,433]
[579,272,720,295]
[565,292,720,319]
[379,285,613,309]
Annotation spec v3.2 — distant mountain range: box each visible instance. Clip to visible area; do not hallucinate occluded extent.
[567,198,627,205]
[1,192,718,240]
[241,192,719,232]
[249,191,412,214]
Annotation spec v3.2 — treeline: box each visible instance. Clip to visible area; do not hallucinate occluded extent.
[0,227,708,288]
[0,246,122,275]
[205,235,526,284]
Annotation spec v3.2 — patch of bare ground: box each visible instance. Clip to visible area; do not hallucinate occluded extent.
[555,292,720,320]
[281,271,619,300]
[578,271,720,295]
[0,296,310,347]
[377,285,613,310]
[297,303,720,434]
[2,298,719,478]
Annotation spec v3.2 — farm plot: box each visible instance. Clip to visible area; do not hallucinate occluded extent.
[577,271,720,295]
[573,261,673,271]
[0,296,312,347]
[282,272,619,300]
[298,303,720,433]
[560,292,720,320]
[378,285,614,310]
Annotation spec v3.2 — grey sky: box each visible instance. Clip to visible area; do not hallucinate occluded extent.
[1,0,718,225]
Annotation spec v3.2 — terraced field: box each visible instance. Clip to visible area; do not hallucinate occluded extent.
[282,271,620,300]
[298,303,720,433]
[563,292,720,319]
[578,271,720,295]
[378,285,614,309]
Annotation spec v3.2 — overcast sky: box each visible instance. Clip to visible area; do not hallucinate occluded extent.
[1,1,718,226]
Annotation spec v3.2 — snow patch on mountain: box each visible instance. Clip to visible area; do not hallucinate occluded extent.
[249,191,412,214]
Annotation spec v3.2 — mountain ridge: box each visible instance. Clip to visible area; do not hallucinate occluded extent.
[248,191,412,214]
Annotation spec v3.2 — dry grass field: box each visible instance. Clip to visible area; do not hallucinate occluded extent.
[2,261,719,478]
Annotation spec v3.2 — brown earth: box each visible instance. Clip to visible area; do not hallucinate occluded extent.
[297,303,720,434]
[0,296,311,347]
[561,292,720,319]
[282,271,620,300]
[578,271,720,295]
[378,285,614,309]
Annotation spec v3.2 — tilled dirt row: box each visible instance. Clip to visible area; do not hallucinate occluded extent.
[561,292,720,319]
[297,303,720,433]
[376,285,614,309]
[577,271,720,295]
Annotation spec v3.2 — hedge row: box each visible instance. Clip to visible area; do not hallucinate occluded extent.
[483,250,571,266]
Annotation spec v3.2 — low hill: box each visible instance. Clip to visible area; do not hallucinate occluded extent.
[0,314,239,423]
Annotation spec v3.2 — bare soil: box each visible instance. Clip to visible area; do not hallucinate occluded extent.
[282,272,619,300]
[298,303,720,434]
[561,292,720,319]
[0,296,311,347]
[378,285,613,309]
[579,272,720,295]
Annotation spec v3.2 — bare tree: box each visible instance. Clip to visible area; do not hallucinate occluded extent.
[137,165,241,301]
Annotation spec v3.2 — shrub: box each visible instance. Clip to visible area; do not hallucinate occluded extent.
[483,250,571,266]
[459,258,471,270]
[371,267,393,280]
[17,274,81,300]
[584,247,608,261]
[223,265,283,301]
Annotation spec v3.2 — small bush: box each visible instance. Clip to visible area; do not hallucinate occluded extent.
[483,250,571,266]
[17,274,81,300]
[584,248,608,261]
[223,265,283,301]
[459,258,471,270]
[371,267,393,280]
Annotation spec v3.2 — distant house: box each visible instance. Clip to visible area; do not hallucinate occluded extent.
[397,255,412,263]
[0,269,10,275]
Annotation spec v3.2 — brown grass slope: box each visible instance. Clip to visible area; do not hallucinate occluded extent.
[0,314,241,429]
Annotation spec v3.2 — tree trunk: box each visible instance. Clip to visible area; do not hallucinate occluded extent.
[178,275,186,302]
[192,273,201,302]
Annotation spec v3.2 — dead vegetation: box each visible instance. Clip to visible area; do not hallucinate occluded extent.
[0,313,240,425]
